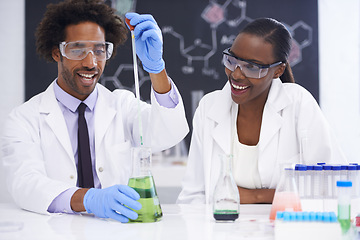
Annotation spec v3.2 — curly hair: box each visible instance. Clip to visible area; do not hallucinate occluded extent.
[35,0,128,62]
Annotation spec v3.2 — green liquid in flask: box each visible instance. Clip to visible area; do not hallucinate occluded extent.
[128,176,162,223]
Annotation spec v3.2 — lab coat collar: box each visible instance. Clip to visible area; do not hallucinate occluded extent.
[259,78,291,152]
[39,80,74,161]
[207,78,291,155]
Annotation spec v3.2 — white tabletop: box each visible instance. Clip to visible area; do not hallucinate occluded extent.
[0,203,274,240]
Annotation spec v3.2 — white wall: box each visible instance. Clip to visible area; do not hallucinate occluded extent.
[318,0,360,163]
[0,0,359,203]
[0,0,25,203]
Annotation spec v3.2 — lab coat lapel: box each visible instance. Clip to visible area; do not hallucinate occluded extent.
[39,82,74,161]
[209,83,233,155]
[258,79,290,153]
[94,84,116,152]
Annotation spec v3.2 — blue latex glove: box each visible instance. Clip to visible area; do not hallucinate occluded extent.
[125,12,165,73]
[83,185,142,223]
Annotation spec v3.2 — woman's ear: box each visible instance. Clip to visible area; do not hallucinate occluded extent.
[52,47,61,62]
[273,63,286,79]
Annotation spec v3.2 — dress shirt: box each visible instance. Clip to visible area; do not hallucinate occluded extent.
[48,79,179,213]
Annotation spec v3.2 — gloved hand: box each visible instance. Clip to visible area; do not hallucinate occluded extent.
[125,12,165,74]
[83,185,142,223]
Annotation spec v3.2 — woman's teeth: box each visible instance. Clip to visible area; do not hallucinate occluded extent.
[231,82,249,90]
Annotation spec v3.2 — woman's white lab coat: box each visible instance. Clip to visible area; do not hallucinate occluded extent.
[177,79,347,204]
[1,81,189,214]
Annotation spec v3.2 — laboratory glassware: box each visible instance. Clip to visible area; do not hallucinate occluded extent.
[337,180,352,234]
[269,166,302,220]
[213,154,240,221]
[128,146,162,223]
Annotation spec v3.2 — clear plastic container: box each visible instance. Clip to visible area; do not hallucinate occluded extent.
[337,181,352,234]
[346,165,357,197]
[295,164,307,198]
[305,165,314,198]
[322,165,333,198]
[312,165,323,199]
[332,165,341,198]
[340,165,347,181]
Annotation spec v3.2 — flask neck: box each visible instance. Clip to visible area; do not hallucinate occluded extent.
[131,147,152,178]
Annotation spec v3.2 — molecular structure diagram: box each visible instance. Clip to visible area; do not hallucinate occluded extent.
[101,0,313,89]
[162,0,313,79]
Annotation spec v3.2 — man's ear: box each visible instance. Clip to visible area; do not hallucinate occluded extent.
[52,47,61,62]
[273,63,286,79]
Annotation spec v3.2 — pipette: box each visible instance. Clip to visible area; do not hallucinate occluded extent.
[126,18,143,145]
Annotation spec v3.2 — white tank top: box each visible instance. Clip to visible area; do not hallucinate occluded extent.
[231,110,262,189]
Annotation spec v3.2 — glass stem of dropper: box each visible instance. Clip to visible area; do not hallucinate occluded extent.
[130,30,143,146]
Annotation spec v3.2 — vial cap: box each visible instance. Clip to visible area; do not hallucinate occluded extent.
[323,165,332,170]
[347,165,357,171]
[276,211,284,219]
[329,212,338,223]
[309,212,316,221]
[306,165,314,170]
[336,181,352,187]
[313,165,323,171]
[295,164,307,171]
[317,162,326,165]
[331,165,341,171]
[340,165,347,170]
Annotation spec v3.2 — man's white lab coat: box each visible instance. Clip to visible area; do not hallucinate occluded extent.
[177,79,347,204]
[1,81,189,214]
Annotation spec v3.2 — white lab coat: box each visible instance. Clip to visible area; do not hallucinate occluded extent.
[1,80,189,214]
[177,79,347,204]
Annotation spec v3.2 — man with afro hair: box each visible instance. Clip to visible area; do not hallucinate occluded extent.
[1,0,188,223]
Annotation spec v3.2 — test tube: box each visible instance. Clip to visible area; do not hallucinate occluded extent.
[312,165,323,199]
[305,165,313,198]
[322,165,333,198]
[340,165,347,180]
[337,181,352,234]
[295,164,306,198]
[347,165,357,197]
[332,165,341,198]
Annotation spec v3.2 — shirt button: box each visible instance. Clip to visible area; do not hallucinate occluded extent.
[70,175,74,179]
[98,167,104,172]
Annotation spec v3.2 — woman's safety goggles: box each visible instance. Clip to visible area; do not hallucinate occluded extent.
[222,48,283,79]
[59,41,114,61]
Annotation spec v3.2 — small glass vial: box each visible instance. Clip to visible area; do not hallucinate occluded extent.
[295,164,307,198]
[337,180,352,234]
[213,154,240,221]
[340,165,347,180]
[322,165,333,198]
[305,165,314,198]
[312,165,323,199]
[332,165,341,197]
[346,165,357,197]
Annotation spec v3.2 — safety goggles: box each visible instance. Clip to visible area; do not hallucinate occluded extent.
[59,41,114,61]
[222,48,283,79]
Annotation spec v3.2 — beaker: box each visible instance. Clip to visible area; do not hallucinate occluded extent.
[128,146,162,223]
[269,166,302,220]
[213,154,240,221]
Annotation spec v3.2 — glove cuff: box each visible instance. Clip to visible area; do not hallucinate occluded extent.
[83,188,96,214]
[143,59,165,74]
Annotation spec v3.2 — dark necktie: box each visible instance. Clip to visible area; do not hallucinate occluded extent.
[77,103,94,188]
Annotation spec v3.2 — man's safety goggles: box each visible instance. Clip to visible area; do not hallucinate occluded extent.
[59,41,114,61]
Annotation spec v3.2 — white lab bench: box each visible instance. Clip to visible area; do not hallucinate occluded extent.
[0,203,274,240]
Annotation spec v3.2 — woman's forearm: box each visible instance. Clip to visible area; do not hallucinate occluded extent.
[237,186,275,204]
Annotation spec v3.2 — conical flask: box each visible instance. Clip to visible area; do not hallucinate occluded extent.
[128,146,162,223]
[269,166,302,220]
[213,154,240,221]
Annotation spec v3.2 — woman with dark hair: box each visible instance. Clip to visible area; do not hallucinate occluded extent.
[177,18,347,204]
